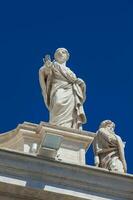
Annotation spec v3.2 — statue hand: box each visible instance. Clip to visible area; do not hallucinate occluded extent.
[39,59,52,76]
[45,60,52,68]
[94,156,100,166]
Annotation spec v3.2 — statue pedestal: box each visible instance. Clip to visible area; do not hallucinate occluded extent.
[0,122,133,200]
[0,121,95,165]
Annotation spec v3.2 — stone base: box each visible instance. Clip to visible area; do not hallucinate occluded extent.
[0,122,132,200]
[0,121,95,165]
[0,149,132,200]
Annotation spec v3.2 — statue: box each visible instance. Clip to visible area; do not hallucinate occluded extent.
[93,120,127,173]
[39,48,86,129]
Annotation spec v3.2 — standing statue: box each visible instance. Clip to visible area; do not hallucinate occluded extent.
[93,120,127,173]
[39,48,86,129]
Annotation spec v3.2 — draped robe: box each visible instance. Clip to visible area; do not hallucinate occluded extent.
[93,128,127,173]
[39,61,86,129]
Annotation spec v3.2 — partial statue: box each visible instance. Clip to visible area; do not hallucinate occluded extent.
[93,120,127,173]
[39,48,86,129]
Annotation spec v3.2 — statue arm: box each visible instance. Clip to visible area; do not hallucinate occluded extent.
[116,135,127,172]
[39,65,52,109]
[76,78,86,101]
[62,67,77,83]
[39,66,47,93]
[97,147,117,154]
[76,78,85,85]
[93,136,100,166]
[39,62,53,92]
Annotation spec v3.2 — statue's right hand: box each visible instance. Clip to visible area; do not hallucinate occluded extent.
[45,60,52,68]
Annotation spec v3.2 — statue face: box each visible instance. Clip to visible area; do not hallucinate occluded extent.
[54,48,69,64]
[100,120,115,131]
[105,123,114,132]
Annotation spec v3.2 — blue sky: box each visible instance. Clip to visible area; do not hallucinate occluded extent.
[0,0,132,173]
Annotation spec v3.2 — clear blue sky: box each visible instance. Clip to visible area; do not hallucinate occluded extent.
[0,0,132,173]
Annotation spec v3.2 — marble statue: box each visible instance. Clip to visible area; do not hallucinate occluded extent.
[39,48,86,129]
[93,120,127,173]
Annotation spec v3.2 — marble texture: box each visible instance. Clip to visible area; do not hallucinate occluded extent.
[0,121,95,165]
[0,122,132,200]
[93,120,127,173]
[39,48,86,129]
[0,148,132,200]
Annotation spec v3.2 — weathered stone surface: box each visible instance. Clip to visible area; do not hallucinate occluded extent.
[0,122,95,165]
[0,148,132,200]
[0,122,132,200]
[39,48,87,129]
[93,120,127,173]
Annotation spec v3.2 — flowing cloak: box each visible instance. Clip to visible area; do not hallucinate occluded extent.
[39,61,86,129]
[93,128,127,172]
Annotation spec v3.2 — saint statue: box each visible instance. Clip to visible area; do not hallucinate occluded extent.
[93,120,127,173]
[39,48,86,129]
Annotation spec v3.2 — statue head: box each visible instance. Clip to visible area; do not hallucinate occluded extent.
[54,48,70,64]
[99,120,115,131]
